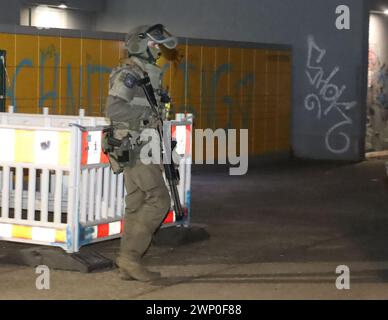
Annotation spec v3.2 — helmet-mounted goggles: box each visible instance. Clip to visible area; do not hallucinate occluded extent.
[139,24,178,49]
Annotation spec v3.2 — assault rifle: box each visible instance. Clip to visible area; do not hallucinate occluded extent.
[137,74,185,221]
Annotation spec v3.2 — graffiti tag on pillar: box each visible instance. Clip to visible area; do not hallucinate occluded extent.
[305,35,356,154]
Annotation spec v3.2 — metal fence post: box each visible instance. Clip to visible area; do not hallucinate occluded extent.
[67,125,82,253]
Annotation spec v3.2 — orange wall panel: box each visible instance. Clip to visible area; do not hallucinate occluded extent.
[0,31,292,157]
[60,37,82,115]
[39,36,60,113]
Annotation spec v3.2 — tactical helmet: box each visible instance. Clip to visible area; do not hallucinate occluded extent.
[125,24,178,63]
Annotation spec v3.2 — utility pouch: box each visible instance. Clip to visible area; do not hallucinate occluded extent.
[102,125,135,174]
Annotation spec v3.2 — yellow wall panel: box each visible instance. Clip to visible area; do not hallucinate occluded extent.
[186,45,202,127]
[101,40,120,112]
[278,73,291,96]
[229,48,243,131]
[15,34,39,113]
[81,39,101,116]
[118,41,127,60]
[254,120,267,155]
[267,73,279,96]
[200,46,216,130]
[278,52,292,74]
[0,33,16,67]
[101,40,120,69]
[242,48,255,72]
[82,39,100,66]
[254,72,267,97]
[278,117,291,142]
[214,47,230,130]
[60,37,82,115]
[267,51,279,73]
[2,33,119,117]
[278,96,291,118]
[255,49,268,73]
[158,55,171,101]
[169,44,187,111]
[265,95,278,119]
[15,34,39,70]
[0,33,16,112]
[0,31,292,157]
[39,36,60,113]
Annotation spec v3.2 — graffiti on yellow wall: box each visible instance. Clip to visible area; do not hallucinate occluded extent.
[0,33,291,156]
[0,34,123,116]
[160,45,292,155]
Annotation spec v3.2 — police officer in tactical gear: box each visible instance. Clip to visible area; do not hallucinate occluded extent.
[104,24,178,282]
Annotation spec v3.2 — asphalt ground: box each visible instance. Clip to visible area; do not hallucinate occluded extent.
[1,159,388,299]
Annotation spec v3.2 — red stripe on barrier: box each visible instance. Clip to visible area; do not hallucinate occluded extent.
[100,152,109,164]
[100,131,110,164]
[163,211,175,224]
[97,224,109,238]
[171,125,191,157]
[185,125,191,155]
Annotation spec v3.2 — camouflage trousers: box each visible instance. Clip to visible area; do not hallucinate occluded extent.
[119,162,171,263]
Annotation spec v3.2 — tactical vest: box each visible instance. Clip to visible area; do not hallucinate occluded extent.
[108,57,162,109]
[104,57,164,171]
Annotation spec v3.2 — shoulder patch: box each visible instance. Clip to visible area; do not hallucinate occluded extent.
[123,72,138,89]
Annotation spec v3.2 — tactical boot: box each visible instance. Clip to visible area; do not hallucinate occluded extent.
[117,257,161,282]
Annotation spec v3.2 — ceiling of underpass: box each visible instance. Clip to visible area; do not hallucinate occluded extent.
[17,0,107,30]
[370,0,388,11]
[20,0,106,12]
[15,0,388,14]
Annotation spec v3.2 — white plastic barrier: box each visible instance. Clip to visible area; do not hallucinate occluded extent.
[0,108,192,253]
